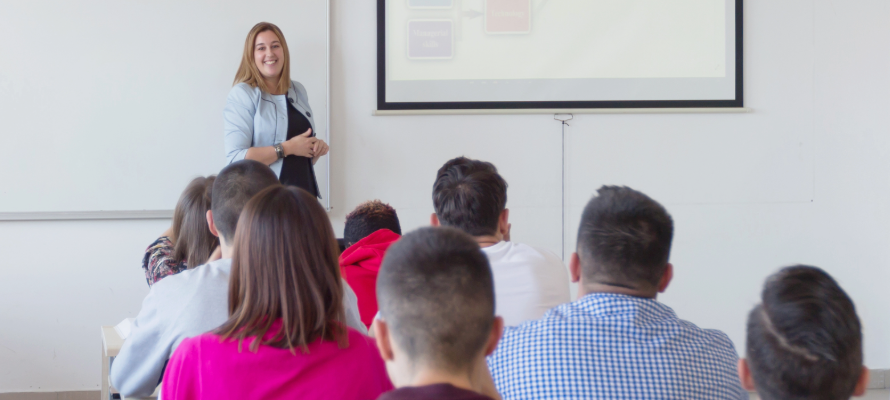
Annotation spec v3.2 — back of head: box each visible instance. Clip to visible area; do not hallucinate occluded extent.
[172,175,218,268]
[343,200,401,247]
[211,160,280,242]
[746,266,862,400]
[576,186,674,289]
[217,186,346,352]
[378,227,495,372]
[432,157,507,237]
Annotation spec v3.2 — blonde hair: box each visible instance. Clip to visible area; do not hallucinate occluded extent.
[233,22,291,94]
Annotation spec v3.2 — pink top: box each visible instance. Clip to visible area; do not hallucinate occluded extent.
[162,321,394,400]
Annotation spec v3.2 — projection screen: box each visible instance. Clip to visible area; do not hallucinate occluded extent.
[377,0,743,110]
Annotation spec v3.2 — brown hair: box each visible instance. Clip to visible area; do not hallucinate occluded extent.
[378,227,494,372]
[216,186,347,353]
[210,160,281,243]
[233,22,291,95]
[343,200,402,247]
[171,176,218,268]
[433,157,508,237]
[746,265,862,400]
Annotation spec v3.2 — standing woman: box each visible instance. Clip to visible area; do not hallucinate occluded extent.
[224,22,329,197]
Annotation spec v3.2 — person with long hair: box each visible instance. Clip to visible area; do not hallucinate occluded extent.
[161,186,392,399]
[224,22,328,198]
[142,175,218,287]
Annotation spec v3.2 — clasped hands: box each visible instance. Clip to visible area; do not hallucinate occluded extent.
[281,128,329,160]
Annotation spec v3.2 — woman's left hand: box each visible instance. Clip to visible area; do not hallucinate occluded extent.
[312,139,329,164]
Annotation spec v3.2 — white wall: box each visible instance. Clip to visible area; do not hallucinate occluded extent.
[1,0,888,393]
[0,219,162,391]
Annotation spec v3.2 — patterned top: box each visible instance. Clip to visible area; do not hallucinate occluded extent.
[487,293,748,400]
[142,236,187,287]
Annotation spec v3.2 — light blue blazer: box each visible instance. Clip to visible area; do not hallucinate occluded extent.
[223,80,317,177]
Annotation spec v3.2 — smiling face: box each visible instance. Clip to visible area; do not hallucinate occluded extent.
[253,30,284,82]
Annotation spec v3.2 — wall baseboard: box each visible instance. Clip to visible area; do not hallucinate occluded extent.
[868,369,890,389]
[0,391,98,400]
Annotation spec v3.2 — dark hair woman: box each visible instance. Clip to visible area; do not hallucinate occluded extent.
[142,176,219,287]
[161,186,392,399]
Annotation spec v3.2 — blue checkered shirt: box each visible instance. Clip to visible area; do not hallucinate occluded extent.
[487,293,747,400]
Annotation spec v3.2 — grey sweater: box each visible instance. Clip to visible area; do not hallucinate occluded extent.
[109,258,365,398]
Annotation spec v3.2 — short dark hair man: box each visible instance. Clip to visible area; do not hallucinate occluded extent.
[739,265,869,400]
[374,227,502,400]
[487,186,747,399]
[431,157,569,327]
[112,161,365,397]
[344,200,401,248]
[339,200,402,328]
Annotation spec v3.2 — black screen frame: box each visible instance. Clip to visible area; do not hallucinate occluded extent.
[377,0,743,110]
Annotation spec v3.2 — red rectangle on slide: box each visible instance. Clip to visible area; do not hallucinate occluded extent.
[485,0,530,34]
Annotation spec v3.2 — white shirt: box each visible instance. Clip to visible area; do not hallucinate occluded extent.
[482,241,571,326]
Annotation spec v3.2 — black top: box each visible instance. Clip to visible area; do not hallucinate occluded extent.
[279,100,319,198]
[377,384,494,400]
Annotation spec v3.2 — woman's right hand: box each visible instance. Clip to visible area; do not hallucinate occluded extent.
[282,128,317,158]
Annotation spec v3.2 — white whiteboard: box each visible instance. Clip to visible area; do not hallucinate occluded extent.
[0,0,330,215]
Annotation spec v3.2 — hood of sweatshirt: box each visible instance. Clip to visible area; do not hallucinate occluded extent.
[339,229,401,271]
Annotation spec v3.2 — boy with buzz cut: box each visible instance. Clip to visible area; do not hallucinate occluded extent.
[373,227,503,400]
[739,265,870,400]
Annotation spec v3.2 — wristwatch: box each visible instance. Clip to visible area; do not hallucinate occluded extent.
[274,143,285,159]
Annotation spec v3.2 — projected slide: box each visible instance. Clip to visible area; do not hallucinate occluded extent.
[381,0,741,108]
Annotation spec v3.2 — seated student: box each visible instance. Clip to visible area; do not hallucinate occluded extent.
[487,186,747,400]
[431,157,570,327]
[162,186,393,399]
[373,227,503,400]
[738,265,870,400]
[339,199,402,328]
[111,161,365,398]
[142,175,219,287]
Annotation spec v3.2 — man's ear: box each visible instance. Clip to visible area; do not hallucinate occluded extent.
[570,252,582,283]
[430,213,440,227]
[853,367,870,397]
[657,263,673,293]
[206,210,220,238]
[483,316,505,357]
[498,209,510,235]
[372,319,395,362]
[737,358,756,391]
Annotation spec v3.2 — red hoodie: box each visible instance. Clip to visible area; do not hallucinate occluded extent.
[339,229,401,328]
